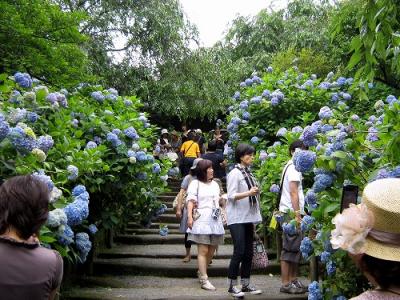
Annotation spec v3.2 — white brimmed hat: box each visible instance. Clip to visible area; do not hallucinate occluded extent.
[190,158,203,170]
[161,129,169,135]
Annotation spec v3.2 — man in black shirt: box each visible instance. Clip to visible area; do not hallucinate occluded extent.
[201,140,226,179]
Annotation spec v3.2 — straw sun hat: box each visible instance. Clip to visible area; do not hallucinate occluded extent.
[331,178,400,261]
[362,178,400,261]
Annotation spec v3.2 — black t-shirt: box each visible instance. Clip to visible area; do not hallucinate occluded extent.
[201,152,226,179]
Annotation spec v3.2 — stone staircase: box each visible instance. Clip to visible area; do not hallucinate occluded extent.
[62,179,308,300]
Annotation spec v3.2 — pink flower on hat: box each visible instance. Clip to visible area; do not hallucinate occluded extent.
[331,203,375,254]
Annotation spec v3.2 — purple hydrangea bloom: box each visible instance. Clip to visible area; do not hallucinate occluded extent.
[14,72,32,88]
[342,93,351,101]
[32,170,54,191]
[331,93,339,103]
[152,163,161,174]
[292,126,303,133]
[64,199,89,226]
[366,127,379,142]
[271,97,279,106]
[245,78,253,86]
[259,150,268,161]
[262,89,270,98]
[26,112,39,123]
[266,66,273,73]
[351,114,360,121]
[242,111,250,120]
[85,141,97,149]
[106,132,122,147]
[390,166,400,178]
[239,100,249,110]
[386,95,397,105]
[37,135,54,153]
[250,96,262,104]
[293,150,316,173]
[124,99,133,107]
[301,126,318,147]
[231,117,241,126]
[318,106,333,120]
[91,91,105,102]
[337,77,346,86]
[272,90,284,101]
[233,91,240,100]
[270,184,280,193]
[124,127,139,139]
[319,82,331,89]
[276,127,287,137]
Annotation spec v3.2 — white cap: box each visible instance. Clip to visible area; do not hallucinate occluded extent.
[161,129,169,135]
[195,129,202,134]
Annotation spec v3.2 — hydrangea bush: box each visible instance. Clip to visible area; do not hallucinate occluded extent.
[224,68,400,298]
[0,73,171,262]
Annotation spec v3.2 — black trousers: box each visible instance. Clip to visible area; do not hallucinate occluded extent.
[184,233,192,249]
[228,223,254,279]
[181,157,195,176]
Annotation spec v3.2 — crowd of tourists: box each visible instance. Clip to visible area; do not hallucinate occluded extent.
[0,132,399,299]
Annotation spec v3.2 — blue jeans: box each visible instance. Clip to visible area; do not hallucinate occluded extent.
[228,223,254,280]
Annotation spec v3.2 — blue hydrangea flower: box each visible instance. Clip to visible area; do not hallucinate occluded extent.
[8,108,27,124]
[124,99,133,106]
[337,77,346,86]
[152,163,161,174]
[333,296,347,300]
[240,82,246,87]
[46,93,58,104]
[351,114,360,121]
[85,141,97,149]
[301,215,315,232]
[138,115,147,123]
[266,66,273,73]
[26,112,39,123]
[75,232,92,263]
[300,237,313,259]
[233,91,240,100]
[272,90,284,101]
[250,136,259,144]
[313,173,334,192]
[127,150,136,158]
[14,72,32,88]
[32,170,54,191]
[319,82,331,89]
[262,89,270,98]
[132,143,140,151]
[282,222,297,236]
[293,150,316,173]
[64,199,89,226]
[386,95,397,105]
[257,129,266,136]
[245,78,253,86]
[8,126,37,153]
[308,281,323,300]
[250,96,262,104]
[58,225,74,246]
[0,120,10,141]
[270,184,280,193]
[276,127,287,137]
[259,150,268,161]
[366,127,379,142]
[72,185,86,197]
[305,189,318,208]
[390,166,400,178]
[135,151,147,162]
[331,93,339,103]
[342,93,352,101]
[106,132,122,147]
[136,172,148,181]
[124,127,139,139]
[75,191,89,202]
[318,106,333,120]
[159,225,169,236]
[239,100,249,110]
[271,97,279,106]
[88,224,98,235]
[301,126,318,147]
[326,260,336,275]
[91,91,105,102]
[320,251,331,264]
[272,141,281,147]
[242,111,250,120]
[67,165,79,180]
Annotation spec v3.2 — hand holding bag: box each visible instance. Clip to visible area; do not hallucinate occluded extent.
[252,233,269,270]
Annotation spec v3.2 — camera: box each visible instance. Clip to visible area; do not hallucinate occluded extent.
[211,207,221,220]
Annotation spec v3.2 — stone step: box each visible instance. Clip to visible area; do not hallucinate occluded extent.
[124,228,231,235]
[157,195,176,201]
[114,234,232,245]
[93,257,282,277]
[97,244,277,260]
[62,275,308,300]
[159,213,181,223]
[126,222,180,230]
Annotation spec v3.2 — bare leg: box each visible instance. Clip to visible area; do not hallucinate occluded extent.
[206,245,217,265]
[183,247,191,262]
[198,244,209,276]
[281,260,291,285]
[289,262,298,282]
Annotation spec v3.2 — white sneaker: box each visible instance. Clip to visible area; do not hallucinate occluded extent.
[200,276,216,291]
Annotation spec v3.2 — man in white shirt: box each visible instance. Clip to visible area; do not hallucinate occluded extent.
[279,140,307,294]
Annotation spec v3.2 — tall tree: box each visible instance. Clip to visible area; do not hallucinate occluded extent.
[0,0,89,87]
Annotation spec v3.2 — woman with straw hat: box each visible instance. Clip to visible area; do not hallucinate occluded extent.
[331,178,400,299]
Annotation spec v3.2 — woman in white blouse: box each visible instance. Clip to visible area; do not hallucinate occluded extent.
[186,159,225,291]
[226,143,263,297]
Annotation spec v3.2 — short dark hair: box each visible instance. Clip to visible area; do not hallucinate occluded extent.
[289,140,307,155]
[207,140,217,152]
[235,143,255,163]
[196,159,213,182]
[0,175,50,240]
[360,254,400,289]
[187,131,195,141]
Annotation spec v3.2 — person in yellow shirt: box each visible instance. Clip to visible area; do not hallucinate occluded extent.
[180,131,200,176]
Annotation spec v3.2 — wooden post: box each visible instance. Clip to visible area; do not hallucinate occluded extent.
[310,255,319,282]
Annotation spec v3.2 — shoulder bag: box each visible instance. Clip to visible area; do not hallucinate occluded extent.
[252,233,269,269]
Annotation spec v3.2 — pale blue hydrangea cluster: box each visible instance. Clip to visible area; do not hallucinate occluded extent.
[85,141,97,149]
[67,165,79,180]
[32,170,54,191]
[320,251,331,264]
[259,150,268,161]
[293,150,316,173]
[91,91,105,103]
[152,163,161,174]
[318,106,333,120]
[239,100,248,110]
[269,184,280,193]
[46,92,68,108]
[58,225,74,246]
[257,129,266,136]
[75,232,92,263]
[232,91,240,100]
[47,208,68,228]
[135,151,147,162]
[8,126,36,153]
[282,222,296,235]
[300,215,315,232]
[106,132,122,147]
[292,126,303,133]
[326,260,336,276]
[159,225,169,236]
[305,189,318,209]
[37,135,54,153]
[27,112,39,123]
[124,127,139,139]
[313,172,334,192]
[250,136,259,144]
[136,172,148,181]
[124,99,133,106]
[276,127,287,137]
[8,108,27,124]
[300,125,318,147]
[0,117,10,141]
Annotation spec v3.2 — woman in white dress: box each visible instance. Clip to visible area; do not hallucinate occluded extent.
[186,159,225,291]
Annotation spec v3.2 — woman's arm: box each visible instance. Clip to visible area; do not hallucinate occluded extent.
[227,170,259,201]
[187,200,194,229]
[175,188,186,218]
